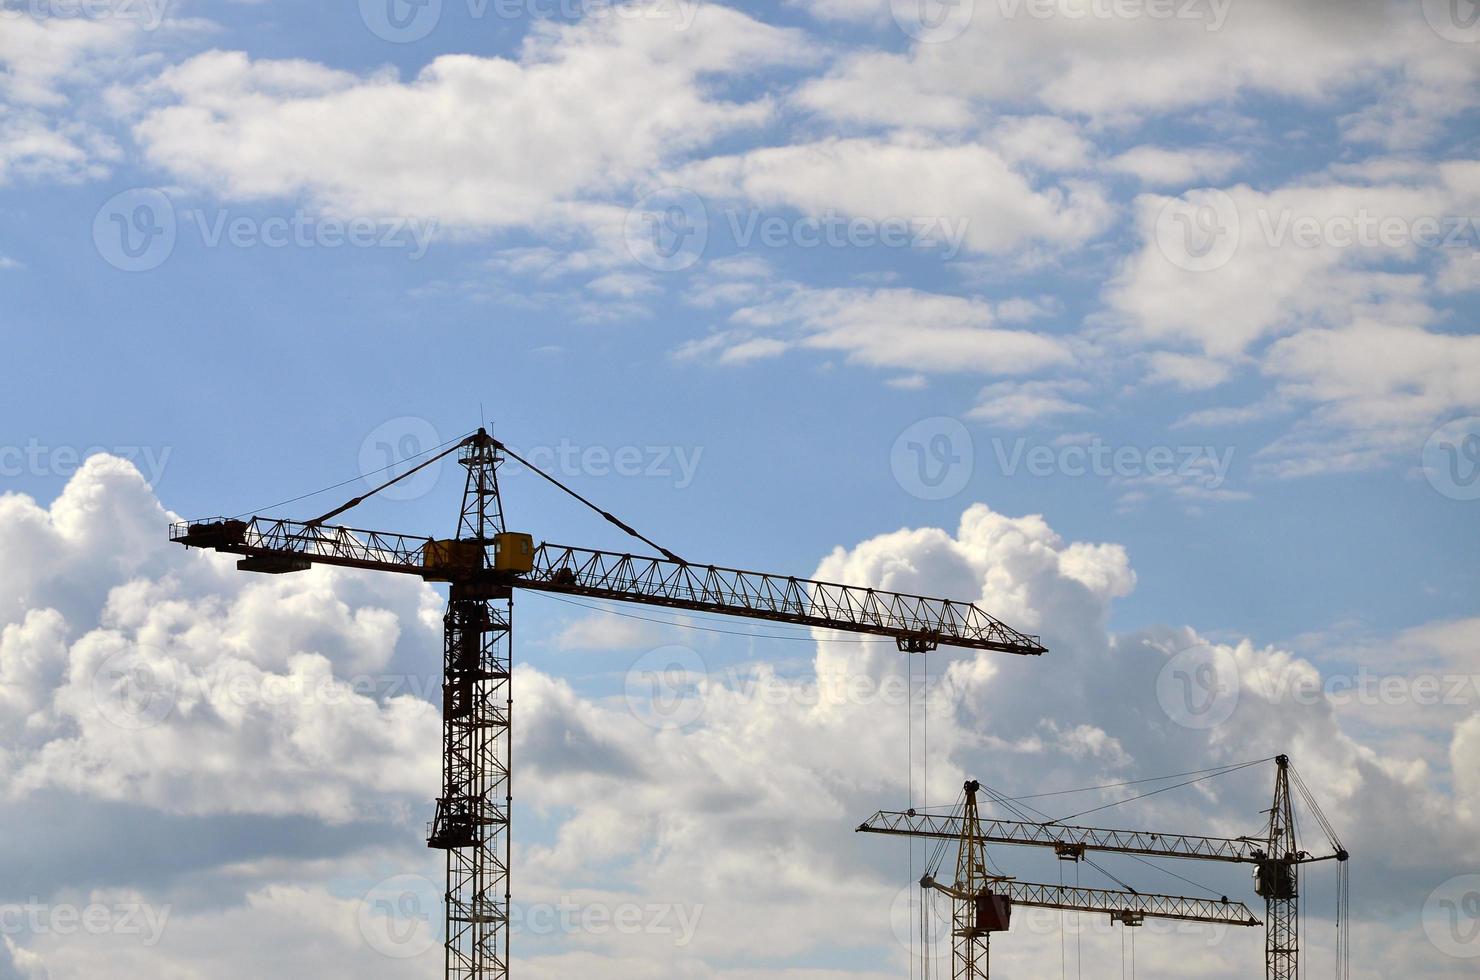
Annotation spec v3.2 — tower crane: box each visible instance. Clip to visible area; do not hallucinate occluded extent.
[170,428,1048,980]
[875,779,1261,978]
[858,756,1349,979]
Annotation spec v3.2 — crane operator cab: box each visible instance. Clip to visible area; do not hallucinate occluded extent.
[493,532,535,573]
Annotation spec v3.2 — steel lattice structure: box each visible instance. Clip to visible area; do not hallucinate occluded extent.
[1262,756,1300,980]
[170,523,1048,656]
[858,809,1267,863]
[171,428,1047,980]
[435,438,512,979]
[905,780,1259,980]
[1000,881,1259,925]
[859,757,1346,979]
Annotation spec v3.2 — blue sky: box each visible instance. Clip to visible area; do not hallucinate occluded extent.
[1,0,1479,977]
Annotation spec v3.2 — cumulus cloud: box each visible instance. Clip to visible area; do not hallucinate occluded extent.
[2,459,1475,977]
[129,9,809,237]
[675,281,1074,376]
[675,135,1113,256]
[1108,163,1480,474]
[1108,146,1243,187]
[0,456,443,823]
[967,379,1092,427]
[0,13,136,183]
[795,0,1476,136]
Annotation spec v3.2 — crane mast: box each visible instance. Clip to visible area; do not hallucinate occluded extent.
[430,433,512,979]
[1259,755,1299,980]
[170,427,1048,980]
[950,779,995,978]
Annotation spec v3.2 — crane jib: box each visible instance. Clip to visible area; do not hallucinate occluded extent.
[169,519,1048,656]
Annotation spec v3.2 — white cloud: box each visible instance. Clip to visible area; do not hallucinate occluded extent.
[130,11,810,234]
[1255,320,1480,477]
[0,13,136,184]
[675,135,1113,255]
[986,114,1095,171]
[551,611,663,651]
[0,456,443,822]
[676,284,1075,376]
[1144,351,1236,391]
[968,379,1091,427]
[1107,164,1480,475]
[1,462,1476,977]
[1108,145,1242,187]
[795,0,1476,136]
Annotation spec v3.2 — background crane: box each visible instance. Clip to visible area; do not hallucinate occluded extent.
[885,779,1260,978]
[858,756,1349,979]
[171,427,1048,980]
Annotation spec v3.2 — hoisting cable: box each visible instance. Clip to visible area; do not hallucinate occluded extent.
[229,432,470,520]
[908,648,915,980]
[489,436,686,563]
[306,435,474,526]
[1060,858,1069,980]
[1046,757,1269,825]
[923,647,929,825]
[1084,856,1141,894]
[1001,758,1277,805]
[977,778,1228,899]
[1075,860,1083,978]
[1286,764,1351,980]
